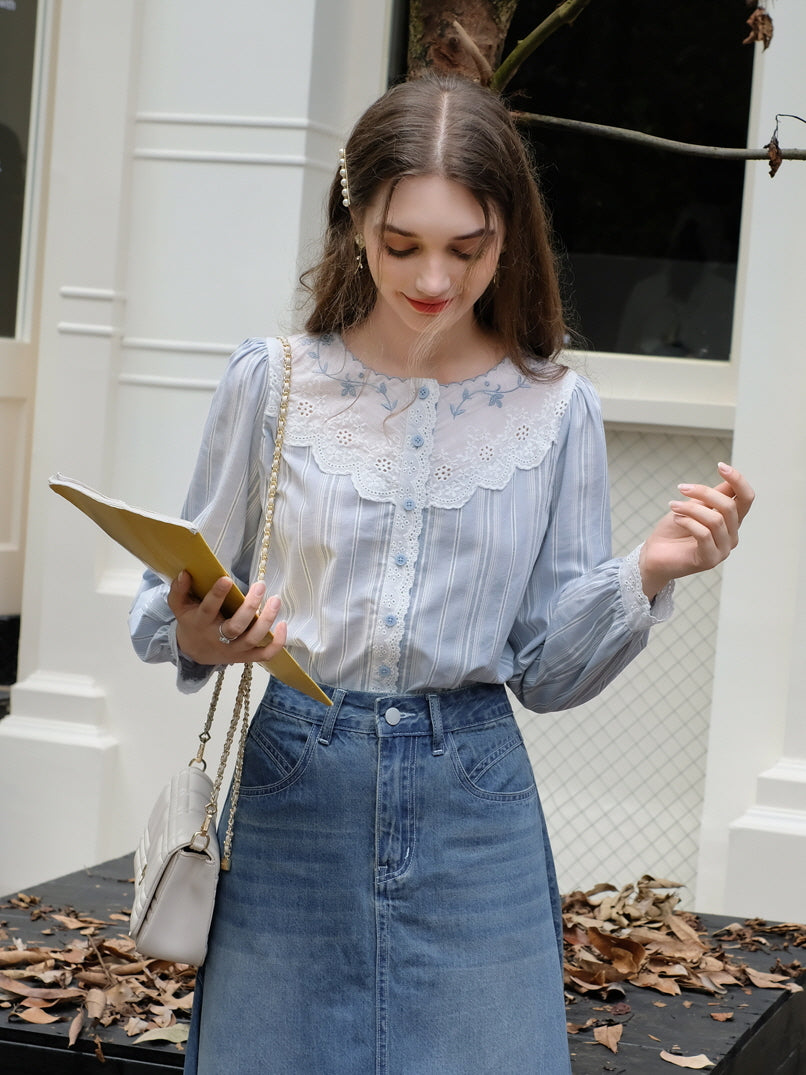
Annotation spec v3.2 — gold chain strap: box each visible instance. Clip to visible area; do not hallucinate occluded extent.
[190,337,293,870]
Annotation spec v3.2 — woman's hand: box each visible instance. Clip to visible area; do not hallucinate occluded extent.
[167,571,288,665]
[639,462,755,600]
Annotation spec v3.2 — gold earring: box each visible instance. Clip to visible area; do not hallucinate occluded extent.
[354,233,365,271]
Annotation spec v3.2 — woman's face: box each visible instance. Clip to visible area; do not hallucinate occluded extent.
[360,174,503,345]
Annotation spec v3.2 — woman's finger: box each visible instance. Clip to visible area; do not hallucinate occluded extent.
[716,462,755,523]
[217,581,268,643]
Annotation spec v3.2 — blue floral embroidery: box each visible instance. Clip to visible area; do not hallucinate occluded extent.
[308,337,399,411]
[449,377,526,417]
[307,334,525,418]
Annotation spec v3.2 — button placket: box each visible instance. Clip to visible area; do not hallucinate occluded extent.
[370,379,437,690]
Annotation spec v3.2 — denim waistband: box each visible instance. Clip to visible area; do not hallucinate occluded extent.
[260,677,513,754]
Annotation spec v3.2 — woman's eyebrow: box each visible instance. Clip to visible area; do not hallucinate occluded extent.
[381,224,489,241]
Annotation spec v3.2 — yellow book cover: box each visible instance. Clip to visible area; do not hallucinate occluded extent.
[49,474,330,706]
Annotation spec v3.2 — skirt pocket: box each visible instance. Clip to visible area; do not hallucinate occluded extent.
[448,718,538,802]
[238,705,319,796]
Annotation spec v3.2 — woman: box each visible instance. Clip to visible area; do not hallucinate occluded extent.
[130,74,753,1074]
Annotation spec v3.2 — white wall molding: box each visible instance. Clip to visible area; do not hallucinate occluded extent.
[59,286,119,301]
[118,374,220,391]
[56,322,117,337]
[580,350,736,432]
[11,669,106,720]
[136,111,340,135]
[0,713,115,750]
[121,336,233,355]
[133,149,332,169]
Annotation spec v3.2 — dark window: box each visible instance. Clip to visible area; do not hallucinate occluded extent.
[0,0,39,338]
[503,2,754,359]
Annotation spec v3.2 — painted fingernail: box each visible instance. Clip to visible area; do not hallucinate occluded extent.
[718,461,732,474]
[677,484,693,494]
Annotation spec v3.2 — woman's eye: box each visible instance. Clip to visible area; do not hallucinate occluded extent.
[384,245,416,258]
[451,249,474,261]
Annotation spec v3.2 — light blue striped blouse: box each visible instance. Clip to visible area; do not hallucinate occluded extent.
[129,334,673,712]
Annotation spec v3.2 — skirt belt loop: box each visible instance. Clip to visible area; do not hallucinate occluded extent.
[318,688,345,745]
[426,693,445,756]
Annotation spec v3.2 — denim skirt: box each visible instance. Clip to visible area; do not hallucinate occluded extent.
[184,678,571,1074]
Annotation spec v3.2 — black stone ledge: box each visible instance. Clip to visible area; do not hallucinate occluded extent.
[0,856,181,1075]
[568,911,806,1074]
[1,855,804,1074]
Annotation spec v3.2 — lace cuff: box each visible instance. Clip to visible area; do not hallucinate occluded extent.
[618,545,675,631]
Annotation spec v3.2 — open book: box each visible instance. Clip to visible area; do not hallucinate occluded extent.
[49,474,331,706]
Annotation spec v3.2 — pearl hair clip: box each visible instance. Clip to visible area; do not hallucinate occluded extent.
[339,147,351,208]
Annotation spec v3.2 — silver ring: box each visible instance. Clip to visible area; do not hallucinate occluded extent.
[218,624,234,645]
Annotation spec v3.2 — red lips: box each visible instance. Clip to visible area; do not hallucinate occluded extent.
[405,297,451,315]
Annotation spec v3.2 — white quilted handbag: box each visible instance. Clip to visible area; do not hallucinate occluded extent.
[130,763,222,965]
[129,663,252,965]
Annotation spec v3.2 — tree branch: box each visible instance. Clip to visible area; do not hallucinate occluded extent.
[451,19,494,83]
[491,0,594,92]
[513,111,806,163]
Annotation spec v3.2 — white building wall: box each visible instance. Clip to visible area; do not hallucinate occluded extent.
[1,0,804,928]
[0,0,392,892]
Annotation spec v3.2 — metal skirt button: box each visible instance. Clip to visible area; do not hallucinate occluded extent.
[384,707,402,726]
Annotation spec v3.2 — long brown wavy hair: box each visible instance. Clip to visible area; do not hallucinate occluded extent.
[301,73,568,380]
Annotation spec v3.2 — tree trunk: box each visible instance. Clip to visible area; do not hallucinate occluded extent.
[407,0,521,84]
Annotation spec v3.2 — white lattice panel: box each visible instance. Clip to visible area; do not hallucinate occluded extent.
[518,426,732,906]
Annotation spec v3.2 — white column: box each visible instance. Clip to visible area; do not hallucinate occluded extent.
[2,0,392,894]
[0,0,140,893]
[697,2,806,919]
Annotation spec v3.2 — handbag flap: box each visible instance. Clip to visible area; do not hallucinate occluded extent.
[130,765,220,935]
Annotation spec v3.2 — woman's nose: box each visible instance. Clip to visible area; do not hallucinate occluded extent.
[415,257,451,297]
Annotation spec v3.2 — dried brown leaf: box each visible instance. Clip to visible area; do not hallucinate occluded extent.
[59,943,91,965]
[50,914,88,930]
[710,1011,733,1021]
[566,1016,599,1034]
[765,134,783,178]
[744,967,790,990]
[0,972,83,1001]
[665,915,702,946]
[85,987,107,1022]
[124,1015,150,1037]
[631,972,681,996]
[586,927,646,975]
[16,1005,62,1024]
[134,1024,190,1045]
[0,949,54,967]
[660,1052,714,1069]
[743,9,773,50]
[593,1023,623,1053]
[68,1008,85,1046]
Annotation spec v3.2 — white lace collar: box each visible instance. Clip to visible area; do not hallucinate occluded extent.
[274,334,577,509]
